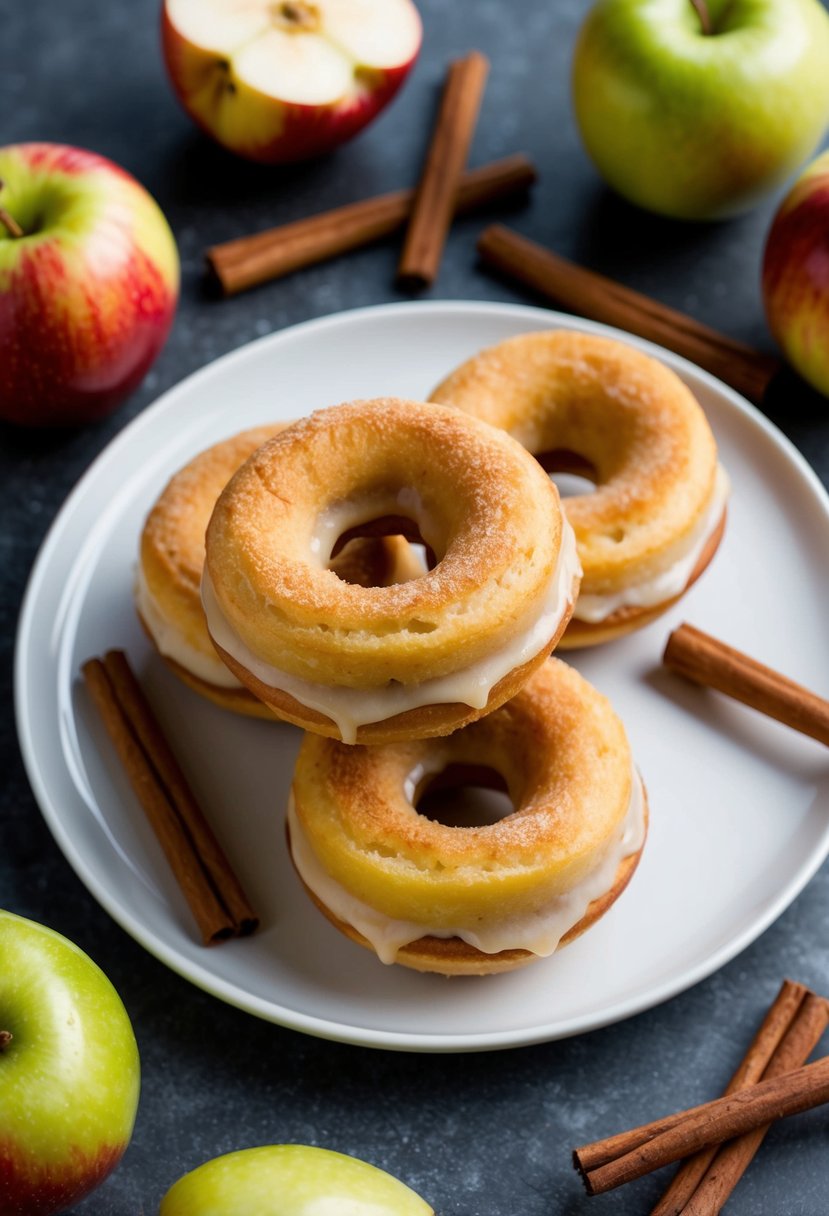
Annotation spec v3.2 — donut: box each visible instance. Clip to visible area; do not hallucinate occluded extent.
[203,398,581,744]
[137,425,423,716]
[288,659,647,976]
[430,331,728,647]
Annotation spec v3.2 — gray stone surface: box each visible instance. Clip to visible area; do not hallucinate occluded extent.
[1,0,828,1212]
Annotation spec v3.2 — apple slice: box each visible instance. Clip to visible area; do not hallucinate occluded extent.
[159,1144,434,1215]
[162,0,422,163]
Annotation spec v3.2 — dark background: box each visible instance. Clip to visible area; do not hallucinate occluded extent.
[2,1,829,1213]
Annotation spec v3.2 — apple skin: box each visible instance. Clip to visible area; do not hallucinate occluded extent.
[0,143,179,427]
[571,0,829,220]
[762,149,829,398]
[0,910,140,1216]
[159,1145,434,1216]
[161,1,422,165]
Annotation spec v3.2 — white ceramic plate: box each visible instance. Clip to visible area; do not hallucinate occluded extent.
[15,302,829,1052]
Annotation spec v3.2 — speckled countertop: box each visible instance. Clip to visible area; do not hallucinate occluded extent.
[2,1,829,1213]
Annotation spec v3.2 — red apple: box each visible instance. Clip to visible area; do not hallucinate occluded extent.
[162,0,422,164]
[0,143,179,427]
[0,910,140,1214]
[763,148,829,397]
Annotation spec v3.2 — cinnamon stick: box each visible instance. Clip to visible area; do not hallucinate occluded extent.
[680,993,829,1216]
[576,981,808,1180]
[651,982,829,1215]
[208,154,535,296]
[664,623,829,747]
[398,51,490,286]
[82,653,258,944]
[476,225,781,404]
[574,1055,829,1196]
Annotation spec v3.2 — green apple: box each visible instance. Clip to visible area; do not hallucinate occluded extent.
[159,1145,434,1215]
[572,0,829,220]
[0,910,140,1214]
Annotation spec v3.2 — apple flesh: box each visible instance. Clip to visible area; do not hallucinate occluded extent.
[0,142,179,427]
[762,149,829,398]
[572,0,829,220]
[0,910,140,1215]
[162,0,422,164]
[159,1145,434,1215]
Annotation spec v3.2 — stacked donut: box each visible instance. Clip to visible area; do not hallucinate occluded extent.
[136,330,727,976]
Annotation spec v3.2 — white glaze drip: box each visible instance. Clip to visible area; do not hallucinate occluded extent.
[202,518,581,744]
[134,565,242,689]
[572,464,730,623]
[287,769,646,964]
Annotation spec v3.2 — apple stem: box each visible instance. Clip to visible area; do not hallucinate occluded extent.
[0,1030,12,1052]
[689,0,713,34]
[0,180,24,239]
[0,206,24,239]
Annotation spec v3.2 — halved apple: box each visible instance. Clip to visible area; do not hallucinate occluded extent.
[162,0,422,163]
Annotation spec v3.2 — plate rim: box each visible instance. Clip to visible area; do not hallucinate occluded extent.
[14,299,829,1052]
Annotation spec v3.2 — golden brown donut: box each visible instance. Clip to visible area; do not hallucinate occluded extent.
[137,425,423,716]
[431,330,728,647]
[288,659,647,976]
[203,399,581,743]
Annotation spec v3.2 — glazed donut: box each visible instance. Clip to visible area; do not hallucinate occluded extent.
[431,330,728,647]
[137,425,423,716]
[203,398,581,744]
[288,658,647,976]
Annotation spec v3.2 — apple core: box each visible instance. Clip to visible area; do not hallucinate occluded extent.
[273,1,322,34]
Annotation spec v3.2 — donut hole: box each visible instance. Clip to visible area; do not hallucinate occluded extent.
[535,449,598,498]
[329,514,437,583]
[415,763,515,829]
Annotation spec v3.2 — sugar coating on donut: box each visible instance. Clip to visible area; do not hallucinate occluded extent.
[290,658,645,971]
[138,423,426,712]
[140,424,284,683]
[204,398,571,691]
[430,331,723,600]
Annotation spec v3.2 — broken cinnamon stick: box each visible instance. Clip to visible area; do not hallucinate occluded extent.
[208,154,535,296]
[664,623,829,747]
[82,653,258,944]
[574,1055,829,1196]
[398,51,490,286]
[476,224,781,404]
